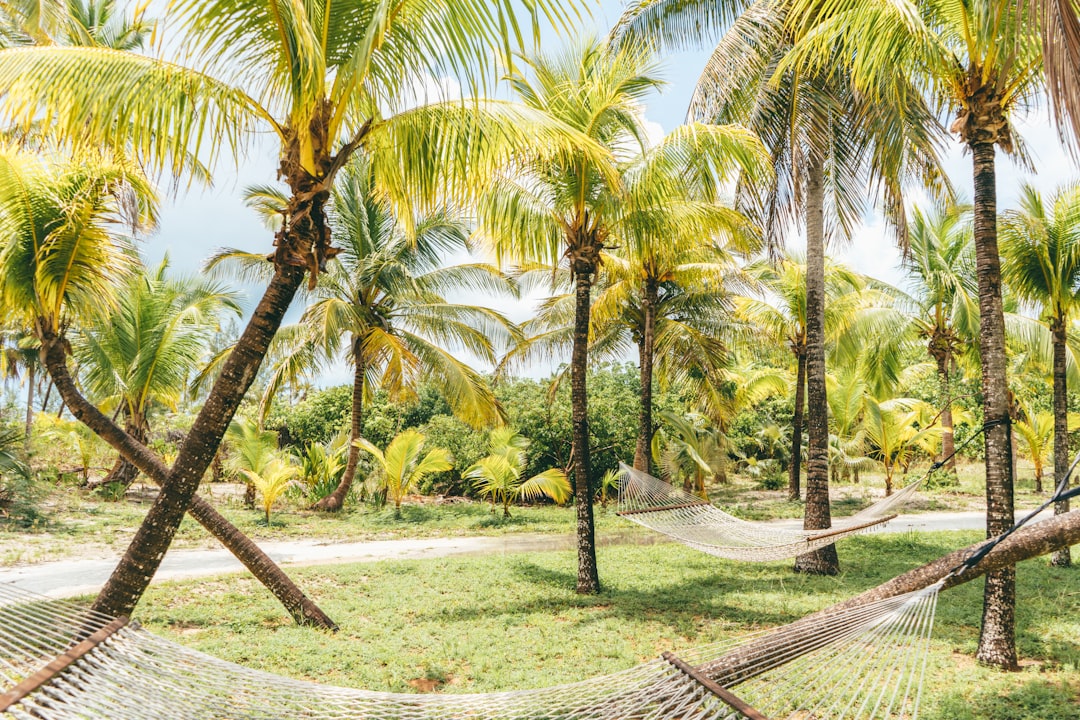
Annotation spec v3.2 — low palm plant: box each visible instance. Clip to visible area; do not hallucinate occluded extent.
[225,419,279,508]
[862,398,941,496]
[356,430,452,515]
[296,433,348,504]
[241,459,297,526]
[465,428,570,517]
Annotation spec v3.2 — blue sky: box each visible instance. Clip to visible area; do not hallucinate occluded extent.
[143,2,1076,382]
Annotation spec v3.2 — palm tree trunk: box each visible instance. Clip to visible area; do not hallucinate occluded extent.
[40,377,52,412]
[90,263,318,620]
[794,155,839,576]
[37,326,336,629]
[571,267,600,594]
[937,353,956,471]
[789,350,806,501]
[634,278,657,473]
[97,410,148,490]
[1051,320,1071,566]
[313,349,364,511]
[970,139,1018,670]
[23,361,34,447]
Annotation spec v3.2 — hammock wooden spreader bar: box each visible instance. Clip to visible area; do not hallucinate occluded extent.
[616,464,921,562]
[661,652,771,720]
[0,617,128,712]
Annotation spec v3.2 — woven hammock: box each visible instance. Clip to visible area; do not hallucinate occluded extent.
[617,464,921,561]
[0,581,941,719]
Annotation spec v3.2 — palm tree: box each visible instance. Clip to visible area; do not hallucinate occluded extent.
[903,201,979,472]
[465,428,571,517]
[356,429,452,515]
[614,0,946,577]
[783,0,1043,668]
[0,148,339,628]
[739,254,865,500]
[604,212,759,475]
[479,38,766,593]
[1001,182,1080,567]
[75,259,240,489]
[1012,400,1053,494]
[242,458,297,526]
[0,0,592,618]
[862,397,940,496]
[520,217,760,477]
[214,156,514,512]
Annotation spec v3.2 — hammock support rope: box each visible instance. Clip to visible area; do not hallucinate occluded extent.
[616,464,920,562]
[0,581,941,719]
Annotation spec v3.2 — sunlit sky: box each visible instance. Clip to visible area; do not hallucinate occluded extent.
[142,1,1075,384]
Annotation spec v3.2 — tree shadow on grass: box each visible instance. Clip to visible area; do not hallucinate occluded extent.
[924,677,1080,720]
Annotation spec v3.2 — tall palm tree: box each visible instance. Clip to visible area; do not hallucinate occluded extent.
[740,254,876,500]
[0,147,339,628]
[518,196,761,477]
[0,0,593,618]
[1001,182,1080,567]
[216,156,515,512]
[75,259,240,489]
[478,38,766,593]
[903,201,979,472]
[614,0,946,576]
[783,0,1043,668]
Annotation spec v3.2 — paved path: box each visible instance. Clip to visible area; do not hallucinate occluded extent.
[0,508,1055,598]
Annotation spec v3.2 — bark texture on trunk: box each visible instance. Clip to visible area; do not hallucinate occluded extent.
[634,278,657,473]
[38,330,336,629]
[970,140,1018,670]
[789,350,806,501]
[571,269,600,594]
[1051,320,1072,566]
[87,262,321,621]
[794,155,839,576]
[313,348,365,511]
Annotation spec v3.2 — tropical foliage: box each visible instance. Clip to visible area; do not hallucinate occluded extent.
[465,428,570,517]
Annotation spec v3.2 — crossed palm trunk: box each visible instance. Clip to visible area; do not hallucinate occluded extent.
[36,283,337,629]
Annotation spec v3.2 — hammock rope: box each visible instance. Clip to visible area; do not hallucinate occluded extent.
[0,581,941,719]
[616,464,919,562]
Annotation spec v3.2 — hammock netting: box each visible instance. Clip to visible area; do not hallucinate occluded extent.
[0,580,941,719]
[617,465,922,562]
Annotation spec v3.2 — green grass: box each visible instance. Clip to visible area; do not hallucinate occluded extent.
[124,531,1080,718]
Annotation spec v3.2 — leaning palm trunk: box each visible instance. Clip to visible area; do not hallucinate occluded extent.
[789,350,806,500]
[37,329,336,628]
[1052,320,1072,566]
[794,155,839,576]
[571,262,600,594]
[313,351,364,511]
[634,279,657,473]
[969,138,1018,669]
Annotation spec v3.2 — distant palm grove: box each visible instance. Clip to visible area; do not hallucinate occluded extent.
[2,0,1080,696]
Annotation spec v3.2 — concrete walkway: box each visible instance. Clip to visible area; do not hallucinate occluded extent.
[0,508,1055,598]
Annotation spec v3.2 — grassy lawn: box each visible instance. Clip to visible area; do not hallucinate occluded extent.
[0,458,1054,565]
[124,532,1080,720]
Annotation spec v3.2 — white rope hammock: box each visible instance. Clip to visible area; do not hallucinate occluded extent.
[0,580,942,719]
[617,464,922,562]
